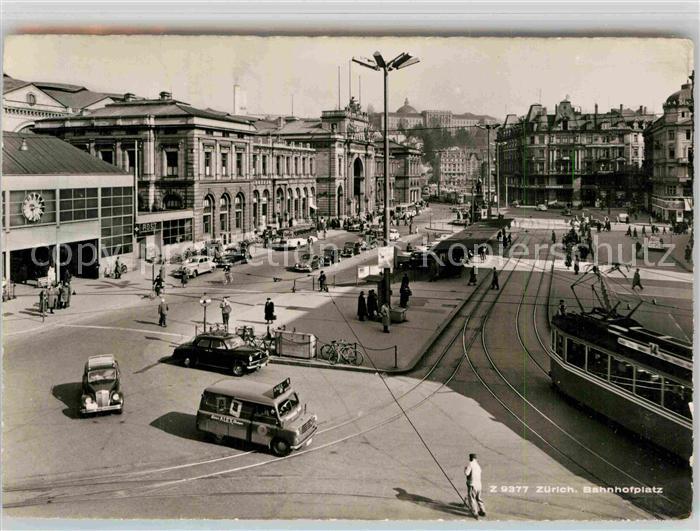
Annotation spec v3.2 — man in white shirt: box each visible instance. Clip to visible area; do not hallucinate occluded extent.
[464,453,486,519]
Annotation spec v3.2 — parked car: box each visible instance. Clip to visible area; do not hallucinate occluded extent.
[536,204,548,211]
[180,255,216,277]
[80,355,123,417]
[341,242,357,258]
[172,331,269,376]
[294,254,321,272]
[322,248,340,266]
[389,228,401,241]
[216,250,248,268]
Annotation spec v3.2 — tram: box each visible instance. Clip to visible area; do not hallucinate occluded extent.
[549,265,693,460]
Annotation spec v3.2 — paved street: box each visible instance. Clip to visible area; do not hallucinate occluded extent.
[2,206,692,520]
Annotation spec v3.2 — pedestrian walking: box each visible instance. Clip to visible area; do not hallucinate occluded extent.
[551,230,557,244]
[490,267,499,290]
[47,283,57,313]
[158,297,169,327]
[662,226,667,235]
[357,291,368,321]
[641,225,646,236]
[399,283,412,308]
[264,298,275,324]
[114,257,122,279]
[626,226,632,237]
[367,289,378,320]
[224,265,232,285]
[632,226,638,238]
[319,271,328,292]
[379,302,391,333]
[39,289,47,318]
[154,274,164,296]
[559,299,567,315]
[468,265,478,286]
[220,297,232,331]
[180,270,188,288]
[64,281,72,308]
[574,259,580,275]
[464,453,486,519]
[59,282,69,309]
[632,268,644,291]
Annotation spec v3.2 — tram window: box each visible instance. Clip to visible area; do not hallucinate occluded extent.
[555,332,565,359]
[634,367,662,405]
[663,379,692,419]
[586,349,609,380]
[565,339,585,369]
[610,357,634,392]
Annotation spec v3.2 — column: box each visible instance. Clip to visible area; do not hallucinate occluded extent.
[143,129,156,210]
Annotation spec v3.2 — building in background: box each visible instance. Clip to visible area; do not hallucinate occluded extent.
[370,97,498,139]
[435,147,485,196]
[2,132,134,284]
[644,81,694,223]
[2,73,129,132]
[34,91,316,260]
[498,97,656,207]
[256,97,377,219]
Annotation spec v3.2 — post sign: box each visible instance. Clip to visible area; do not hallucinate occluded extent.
[377,246,395,269]
[136,221,161,236]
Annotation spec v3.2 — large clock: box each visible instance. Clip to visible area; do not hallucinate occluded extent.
[22,192,45,222]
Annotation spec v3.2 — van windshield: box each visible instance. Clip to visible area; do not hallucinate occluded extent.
[277,392,300,420]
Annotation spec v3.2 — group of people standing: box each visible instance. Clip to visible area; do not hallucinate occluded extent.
[356,273,412,333]
[39,278,72,316]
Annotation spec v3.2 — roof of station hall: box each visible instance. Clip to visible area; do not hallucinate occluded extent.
[3,74,126,109]
[3,132,128,175]
[48,98,256,127]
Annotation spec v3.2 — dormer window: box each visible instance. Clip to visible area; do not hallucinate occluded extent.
[562,119,568,131]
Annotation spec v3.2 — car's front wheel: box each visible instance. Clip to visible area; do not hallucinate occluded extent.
[232,362,245,377]
[271,437,291,457]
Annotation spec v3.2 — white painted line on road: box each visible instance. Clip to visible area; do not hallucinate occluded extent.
[57,323,187,338]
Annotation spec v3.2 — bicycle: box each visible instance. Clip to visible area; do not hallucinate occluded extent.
[319,340,363,366]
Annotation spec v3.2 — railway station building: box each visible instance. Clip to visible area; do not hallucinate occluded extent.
[34,91,317,260]
[2,132,134,284]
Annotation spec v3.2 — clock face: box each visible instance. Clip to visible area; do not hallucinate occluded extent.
[22,192,45,222]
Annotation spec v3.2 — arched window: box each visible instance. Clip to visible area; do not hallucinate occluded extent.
[262,189,270,220]
[220,195,230,240]
[163,193,184,210]
[234,193,245,230]
[203,195,214,237]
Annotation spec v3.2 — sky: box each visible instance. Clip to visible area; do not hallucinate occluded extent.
[4,35,694,120]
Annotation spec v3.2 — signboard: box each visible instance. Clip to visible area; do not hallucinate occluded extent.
[377,246,395,269]
[617,337,692,370]
[136,221,162,236]
[645,236,664,251]
[272,378,292,398]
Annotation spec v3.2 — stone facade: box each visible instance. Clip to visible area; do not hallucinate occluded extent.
[498,98,655,207]
[34,93,316,258]
[644,82,694,222]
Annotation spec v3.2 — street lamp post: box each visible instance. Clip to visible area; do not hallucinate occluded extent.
[353,51,419,306]
[199,293,212,332]
[476,123,501,218]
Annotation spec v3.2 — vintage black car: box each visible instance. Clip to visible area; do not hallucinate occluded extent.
[80,355,123,416]
[172,332,269,376]
[322,248,340,265]
[216,250,248,268]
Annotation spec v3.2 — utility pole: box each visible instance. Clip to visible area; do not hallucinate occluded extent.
[353,51,419,308]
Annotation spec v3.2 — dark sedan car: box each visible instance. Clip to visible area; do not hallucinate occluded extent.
[80,354,124,416]
[216,251,248,268]
[172,332,269,376]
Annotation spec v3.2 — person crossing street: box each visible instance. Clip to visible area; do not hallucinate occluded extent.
[464,453,486,519]
[632,268,644,291]
[318,271,329,292]
[490,267,499,290]
[158,297,169,327]
[220,296,232,331]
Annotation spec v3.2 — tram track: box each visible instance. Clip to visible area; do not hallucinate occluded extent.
[4,235,532,510]
[470,247,689,518]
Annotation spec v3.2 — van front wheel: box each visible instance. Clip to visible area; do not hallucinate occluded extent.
[271,438,291,457]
